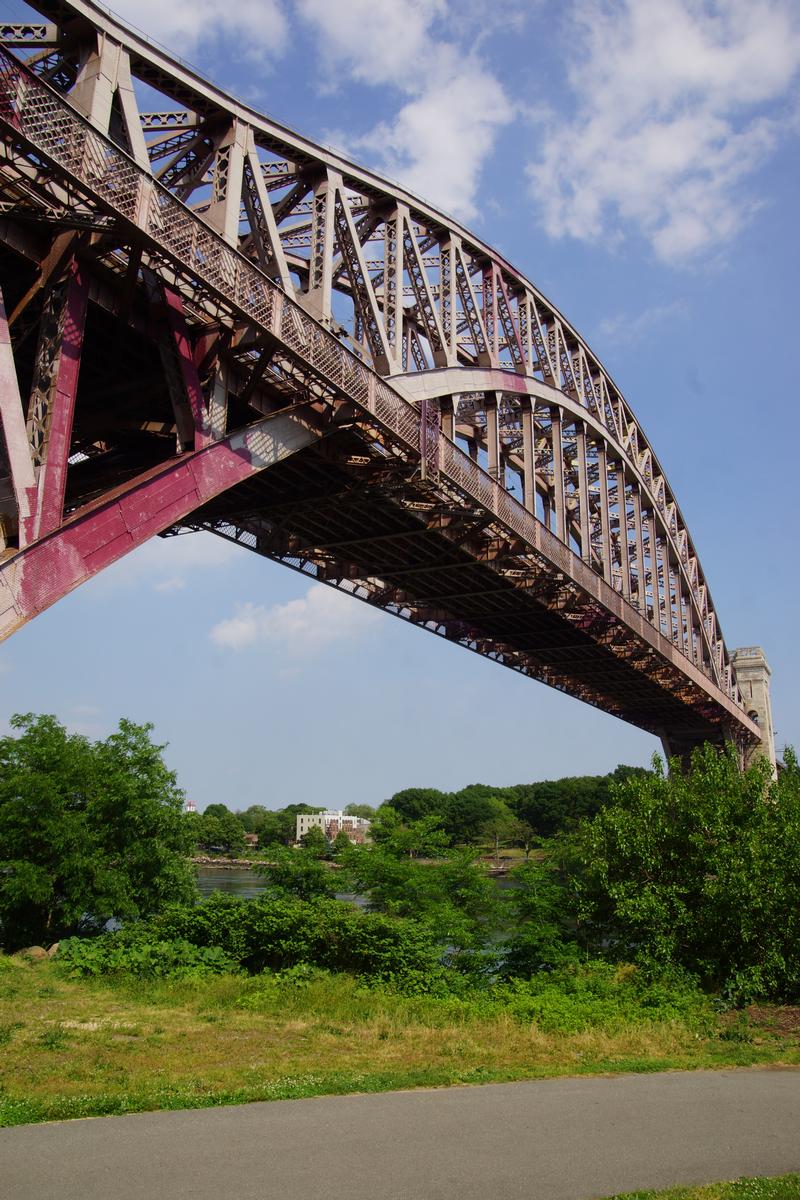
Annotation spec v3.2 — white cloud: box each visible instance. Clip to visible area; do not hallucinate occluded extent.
[527,0,800,263]
[295,0,446,87]
[210,583,381,654]
[108,0,288,60]
[351,63,513,222]
[98,530,238,594]
[153,576,187,593]
[297,0,514,222]
[596,300,688,346]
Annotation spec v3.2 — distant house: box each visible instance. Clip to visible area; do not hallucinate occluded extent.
[296,811,371,844]
[242,831,259,848]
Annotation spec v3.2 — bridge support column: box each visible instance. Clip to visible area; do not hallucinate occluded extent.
[440,395,455,441]
[485,392,500,482]
[730,646,777,773]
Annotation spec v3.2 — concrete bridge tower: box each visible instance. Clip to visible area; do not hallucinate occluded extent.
[731,647,777,772]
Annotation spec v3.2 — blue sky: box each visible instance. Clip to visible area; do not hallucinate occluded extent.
[1,0,798,809]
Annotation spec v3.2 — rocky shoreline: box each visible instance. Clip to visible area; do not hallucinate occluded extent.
[191,856,261,869]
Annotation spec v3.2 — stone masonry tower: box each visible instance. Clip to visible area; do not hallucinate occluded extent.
[731,647,777,773]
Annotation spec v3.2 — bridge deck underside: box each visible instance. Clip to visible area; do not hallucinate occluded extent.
[0,209,741,758]
[0,13,761,762]
[182,438,723,749]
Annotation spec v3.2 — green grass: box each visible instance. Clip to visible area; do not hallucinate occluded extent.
[605,1176,800,1198]
[1,954,799,1128]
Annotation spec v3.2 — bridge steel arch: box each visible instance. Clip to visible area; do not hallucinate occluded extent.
[0,0,761,761]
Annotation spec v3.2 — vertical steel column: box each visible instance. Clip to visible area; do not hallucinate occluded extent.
[206,119,248,247]
[308,171,334,326]
[643,507,657,624]
[70,35,150,168]
[617,464,631,599]
[676,577,688,656]
[520,395,535,514]
[550,405,566,541]
[631,485,646,611]
[440,395,455,441]
[0,286,35,544]
[673,560,687,652]
[27,266,89,540]
[485,392,501,482]
[162,288,210,449]
[383,205,402,369]
[597,441,612,583]
[438,238,458,365]
[654,529,668,636]
[575,420,590,561]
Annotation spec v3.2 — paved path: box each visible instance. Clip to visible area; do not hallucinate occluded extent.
[2,1069,800,1200]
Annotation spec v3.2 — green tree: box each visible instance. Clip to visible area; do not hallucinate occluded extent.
[369,810,449,858]
[443,785,511,845]
[299,825,327,856]
[478,798,519,863]
[386,787,449,823]
[344,803,376,819]
[194,809,245,855]
[510,765,649,837]
[258,846,338,900]
[342,827,499,953]
[332,828,352,855]
[502,849,579,976]
[237,805,269,834]
[0,714,195,950]
[203,803,232,821]
[572,745,800,1001]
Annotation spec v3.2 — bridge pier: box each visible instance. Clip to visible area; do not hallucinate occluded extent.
[730,646,777,773]
[659,646,776,774]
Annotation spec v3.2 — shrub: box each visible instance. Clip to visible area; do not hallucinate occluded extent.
[572,745,800,1003]
[60,894,446,991]
[493,960,712,1034]
[57,933,239,980]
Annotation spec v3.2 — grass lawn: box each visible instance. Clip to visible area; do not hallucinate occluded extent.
[2,954,800,1128]
[605,1176,800,1198]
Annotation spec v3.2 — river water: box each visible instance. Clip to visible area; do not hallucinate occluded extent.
[195,866,268,900]
[195,865,517,902]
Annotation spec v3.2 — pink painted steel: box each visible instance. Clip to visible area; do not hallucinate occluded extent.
[162,287,210,449]
[0,287,35,533]
[34,265,88,539]
[0,413,319,640]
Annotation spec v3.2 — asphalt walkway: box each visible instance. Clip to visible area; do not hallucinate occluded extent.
[3,1069,800,1200]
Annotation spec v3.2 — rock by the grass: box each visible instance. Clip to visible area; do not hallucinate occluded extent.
[19,946,48,962]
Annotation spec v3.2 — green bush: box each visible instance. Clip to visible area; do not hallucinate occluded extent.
[62,894,446,991]
[57,933,239,980]
[492,960,712,1034]
[572,745,800,1003]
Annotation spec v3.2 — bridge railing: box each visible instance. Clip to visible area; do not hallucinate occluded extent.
[0,47,746,720]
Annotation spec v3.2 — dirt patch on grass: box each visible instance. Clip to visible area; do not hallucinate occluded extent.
[746,1006,800,1037]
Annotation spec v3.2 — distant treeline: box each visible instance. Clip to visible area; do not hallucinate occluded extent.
[188,765,649,854]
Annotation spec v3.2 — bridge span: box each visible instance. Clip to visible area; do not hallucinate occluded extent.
[0,0,771,765]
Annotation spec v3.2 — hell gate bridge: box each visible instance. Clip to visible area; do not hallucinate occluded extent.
[0,0,775,766]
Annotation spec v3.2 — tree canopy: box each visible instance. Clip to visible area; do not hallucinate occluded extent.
[0,714,195,951]
[571,745,800,1001]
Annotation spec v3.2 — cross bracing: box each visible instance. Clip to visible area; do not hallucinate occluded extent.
[0,0,761,758]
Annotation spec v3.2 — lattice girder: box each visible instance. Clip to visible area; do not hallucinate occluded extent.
[0,0,760,755]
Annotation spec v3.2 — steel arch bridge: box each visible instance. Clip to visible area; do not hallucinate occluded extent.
[0,0,766,762]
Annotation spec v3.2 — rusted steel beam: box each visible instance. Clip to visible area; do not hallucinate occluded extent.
[0,409,322,641]
[27,264,88,541]
[161,286,210,449]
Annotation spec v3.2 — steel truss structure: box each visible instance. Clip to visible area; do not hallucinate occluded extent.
[0,0,761,758]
